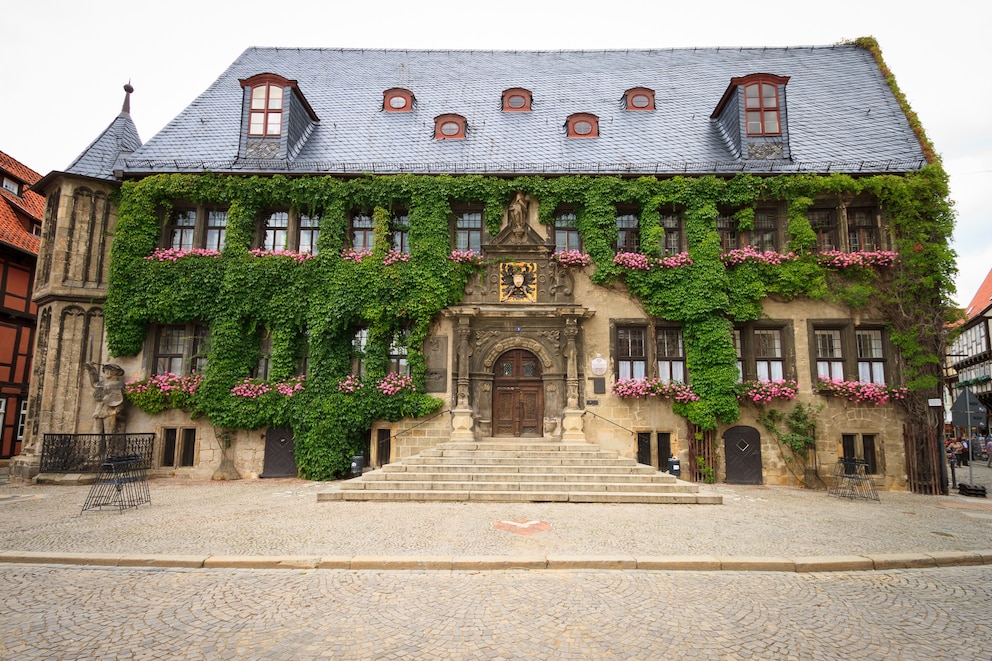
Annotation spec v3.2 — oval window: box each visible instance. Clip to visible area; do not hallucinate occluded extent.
[507,95,526,109]
[441,122,461,136]
[631,94,650,108]
[388,96,408,109]
[573,121,592,135]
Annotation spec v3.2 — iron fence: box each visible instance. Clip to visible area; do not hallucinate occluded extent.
[40,434,155,473]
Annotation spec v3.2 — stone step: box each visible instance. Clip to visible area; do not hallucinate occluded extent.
[319,490,723,504]
[361,471,678,484]
[340,479,698,493]
[401,456,639,467]
[436,442,606,452]
[420,448,620,459]
[380,463,660,475]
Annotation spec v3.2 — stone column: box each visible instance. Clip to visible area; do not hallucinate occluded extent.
[450,317,475,440]
[561,316,585,442]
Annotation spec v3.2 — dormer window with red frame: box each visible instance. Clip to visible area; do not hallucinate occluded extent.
[434,114,466,140]
[248,80,284,136]
[502,88,532,112]
[624,88,655,111]
[566,113,599,138]
[384,88,414,112]
[733,74,789,136]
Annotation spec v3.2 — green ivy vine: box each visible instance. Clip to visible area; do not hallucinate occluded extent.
[107,167,955,478]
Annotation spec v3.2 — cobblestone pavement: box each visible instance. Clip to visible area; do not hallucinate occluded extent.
[2,468,992,660]
[2,465,992,558]
[1,563,990,660]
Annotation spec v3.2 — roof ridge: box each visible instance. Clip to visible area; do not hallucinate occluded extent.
[244,44,856,56]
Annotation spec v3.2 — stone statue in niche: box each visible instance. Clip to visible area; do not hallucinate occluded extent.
[508,191,529,244]
[83,363,127,434]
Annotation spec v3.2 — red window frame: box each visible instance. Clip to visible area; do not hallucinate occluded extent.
[241,73,291,137]
[566,113,599,138]
[384,88,414,112]
[624,87,655,111]
[434,114,467,140]
[501,88,532,112]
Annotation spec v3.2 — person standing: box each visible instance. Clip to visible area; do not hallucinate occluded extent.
[986,436,992,467]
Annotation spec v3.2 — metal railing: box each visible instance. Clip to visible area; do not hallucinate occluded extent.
[581,409,635,436]
[40,434,155,473]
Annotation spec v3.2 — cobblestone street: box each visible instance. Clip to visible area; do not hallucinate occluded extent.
[2,564,990,660]
[2,470,991,659]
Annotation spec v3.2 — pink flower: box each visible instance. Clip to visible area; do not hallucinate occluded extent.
[552,250,592,268]
[449,249,483,265]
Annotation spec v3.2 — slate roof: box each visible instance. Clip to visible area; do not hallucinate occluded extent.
[64,110,143,181]
[0,150,43,255]
[123,44,927,177]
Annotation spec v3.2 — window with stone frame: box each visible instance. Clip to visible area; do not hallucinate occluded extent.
[747,208,778,251]
[392,212,410,254]
[716,214,739,251]
[388,327,411,376]
[165,209,196,251]
[856,328,886,385]
[616,326,647,379]
[352,327,369,376]
[299,213,320,254]
[261,211,289,251]
[161,427,197,468]
[735,324,790,382]
[656,327,686,383]
[615,210,639,253]
[553,210,581,252]
[847,207,879,252]
[256,209,321,254]
[842,433,879,475]
[660,213,684,254]
[351,212,375,251]
[453,210,483,252]
[255,330,273,380]
[808,208,839,253]
[204,210,227,251]
[153,323,209,375]
[814,329,845,380]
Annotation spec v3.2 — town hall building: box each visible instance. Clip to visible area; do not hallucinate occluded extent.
[11,41,955,499]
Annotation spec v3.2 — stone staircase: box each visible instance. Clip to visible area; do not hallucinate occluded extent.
[317,438,723,504]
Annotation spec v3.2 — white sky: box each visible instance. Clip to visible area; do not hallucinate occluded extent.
[3,0,989,307]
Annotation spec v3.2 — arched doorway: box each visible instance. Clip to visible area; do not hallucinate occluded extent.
[493,349,544,437]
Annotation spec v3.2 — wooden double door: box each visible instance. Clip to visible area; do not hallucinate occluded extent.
[493,349,544,437]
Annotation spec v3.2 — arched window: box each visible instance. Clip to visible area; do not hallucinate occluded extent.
[502,88,532,112]
[566,113,599,138]
[434,114,467,140]
[240,73,291,137]
[383,88,414,112]
[624,87,655,111]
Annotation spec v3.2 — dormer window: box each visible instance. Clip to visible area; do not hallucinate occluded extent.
[566,113,599,138]
[624,88,655,111]
[2,175,21,196]
[384,88,414,112]
[744,81,780,136]
[249,82,283,136]
[435,114,466,140]
[502,88,532,112]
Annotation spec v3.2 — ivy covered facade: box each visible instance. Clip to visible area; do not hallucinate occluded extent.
[13,41,955,492]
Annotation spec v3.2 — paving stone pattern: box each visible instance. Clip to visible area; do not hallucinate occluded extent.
[2,469,991,659]
[1,564,990,660]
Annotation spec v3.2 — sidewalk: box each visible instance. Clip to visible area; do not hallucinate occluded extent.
[2,465,992,572]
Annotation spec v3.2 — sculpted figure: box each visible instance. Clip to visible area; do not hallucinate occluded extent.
[84,363,127,434]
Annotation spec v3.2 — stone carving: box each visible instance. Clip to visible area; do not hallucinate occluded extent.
[83,363,126,434]
[508,191,529,244]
